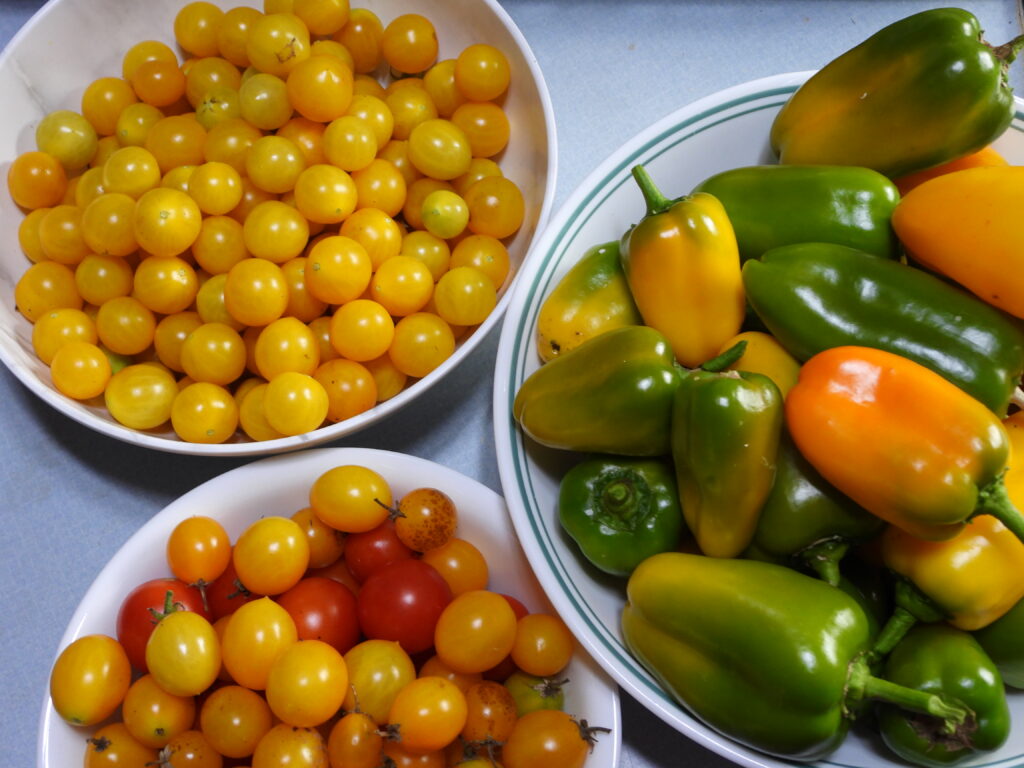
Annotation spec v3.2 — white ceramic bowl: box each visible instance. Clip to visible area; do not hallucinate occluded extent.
[37,447,620,767]
[494,71,1024,768]
[0,0,556,456]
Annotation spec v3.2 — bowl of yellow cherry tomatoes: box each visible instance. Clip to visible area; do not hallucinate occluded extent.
[1,0,556,455]
[39,447,619,767]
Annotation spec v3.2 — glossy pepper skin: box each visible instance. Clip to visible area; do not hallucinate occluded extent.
[513,325,679,456]
[745,432,885,585]
[716,331,800,399]
[557,456,685,577]
[974,595,1024,689]
[535,241,642,363]
[878,624,1010,767]
[786,346,1024,542]
[671,368,782,558]
[770,8,1024,178]
[619,165,744,368]
[881,515,1024,632]
[692,165,900,261]
[622,554,968,761]
[743,243,1024,416]
[893,166,1024,320]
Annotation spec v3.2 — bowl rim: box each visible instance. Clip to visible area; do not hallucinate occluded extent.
[0,0,559,457]
[494,70,1024,768]
[35,446,622,767]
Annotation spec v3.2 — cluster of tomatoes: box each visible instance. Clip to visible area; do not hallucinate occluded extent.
[9,0,526,443]
[50,463,606,768]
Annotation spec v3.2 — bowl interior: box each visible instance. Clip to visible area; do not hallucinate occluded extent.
[0,0,556,456]
[37,447,620,767]
[494,71,1024,768]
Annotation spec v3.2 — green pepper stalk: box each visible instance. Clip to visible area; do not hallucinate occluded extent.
[623,553,969,761]
[877,624,1010,767]
[558,456,685,577]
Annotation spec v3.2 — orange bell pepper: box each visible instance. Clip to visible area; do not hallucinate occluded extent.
[892,166,1024,318]
[891,145,1007,196]
[786,345,1024,542]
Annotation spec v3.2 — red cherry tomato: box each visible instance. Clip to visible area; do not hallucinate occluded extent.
[116,578,210,671]
[206,558,264,621]
[344,519,414,583]
[357,559,452,655]
[276,576,360,654]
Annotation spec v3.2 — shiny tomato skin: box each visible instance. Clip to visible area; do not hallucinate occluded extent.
[357,559,452,655]
[116,577,210,671]
[344,519,414,583]
[276,576,360,654]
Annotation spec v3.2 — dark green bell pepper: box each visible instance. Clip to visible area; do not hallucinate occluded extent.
[558,456,685,577]
[743,243,1024,415]
[770,8,1024,178]
[513,325,679,455]
[671,366,782,558]
[622,553,969,761]
[745,432,885,585]
[692,165,900,262]
[973,594,1024,689]
[878,624,1010,767]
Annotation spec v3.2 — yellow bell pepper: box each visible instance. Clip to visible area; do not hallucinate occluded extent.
[717,331,800,399]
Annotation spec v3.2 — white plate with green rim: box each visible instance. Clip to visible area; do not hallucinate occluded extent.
[493,71,1024,768]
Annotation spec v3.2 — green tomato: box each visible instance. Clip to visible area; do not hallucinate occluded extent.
[503,671,566,716]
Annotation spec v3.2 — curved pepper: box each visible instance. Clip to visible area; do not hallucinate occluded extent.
[974,595,1024,689]
[743,243,1024,416]
[770,8,1024,177]
[671,367,782,558]
[513,325,679,456]
[619,165,744,368]
[557,456,685,577]
[892,166,1024,320]
[892,145,1007,196]
[622,553,968,762]
[786,346,1024,542]
[878,624,1010,768]
[745,432,885,585]
[692,164,899,261]
[535,241,642,363]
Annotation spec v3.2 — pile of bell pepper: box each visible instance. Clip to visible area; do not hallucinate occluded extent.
[513,7,1024,766]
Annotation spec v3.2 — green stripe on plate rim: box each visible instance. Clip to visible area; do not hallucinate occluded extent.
[503,81,1024,768]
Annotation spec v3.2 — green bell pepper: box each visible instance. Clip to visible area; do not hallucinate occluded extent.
[973,594,1024,689]
[622,553,969,761]
[743,243,1024,416]
[745,432,885,585]
[691,165,900,262]
[558,456,685,577]
[878,624,1010,767]
[513,325,679,456]
[770,8,1024,178]
[671,366,782,558]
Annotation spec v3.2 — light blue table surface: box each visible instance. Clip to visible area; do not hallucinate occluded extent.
[3,2,1022,767]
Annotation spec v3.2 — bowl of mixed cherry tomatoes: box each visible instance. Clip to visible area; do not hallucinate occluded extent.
[1,0,556,455]
[40,447,619,767]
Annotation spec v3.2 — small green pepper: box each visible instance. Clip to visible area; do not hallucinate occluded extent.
[558,456,684,577]
[692,164,900,261]
[671,366,782,558]
[745,432,885,585]
[743,243,1024,416]
[513,325,679,456]
[770,8,1024,177]
[878,624,1010,767]
[622,553,969,761]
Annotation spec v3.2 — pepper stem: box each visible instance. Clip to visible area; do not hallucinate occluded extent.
[799,539,847,586]
[974,478,1024,544]
[699,341,748,373]
[992,32,1024,64]
[869,579,945,661]
[631,165,675,217]
[845,657,970,732]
